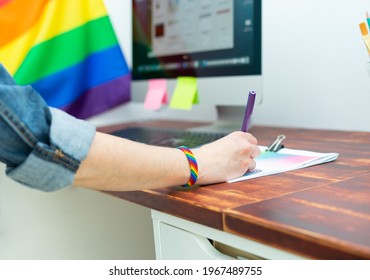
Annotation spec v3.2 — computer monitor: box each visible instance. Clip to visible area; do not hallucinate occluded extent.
[131,0,262,129]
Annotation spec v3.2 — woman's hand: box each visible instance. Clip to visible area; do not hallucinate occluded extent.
[192,131,260,185]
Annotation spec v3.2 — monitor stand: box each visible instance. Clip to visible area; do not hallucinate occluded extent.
[189,105,246,133]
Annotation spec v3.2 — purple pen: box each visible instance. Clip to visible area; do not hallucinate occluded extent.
[241,91,256,132]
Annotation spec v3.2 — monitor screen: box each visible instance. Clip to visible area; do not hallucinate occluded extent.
[131,0,262,110]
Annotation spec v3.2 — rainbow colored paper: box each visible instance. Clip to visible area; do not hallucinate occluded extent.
[0,0,131,119]
[228,146,339,183]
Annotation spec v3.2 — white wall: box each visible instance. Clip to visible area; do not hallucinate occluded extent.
[104,0,132,68]
[255,0,370,132]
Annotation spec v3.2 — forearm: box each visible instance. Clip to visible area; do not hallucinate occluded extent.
[73,130,260,191]
[73,132,190,191]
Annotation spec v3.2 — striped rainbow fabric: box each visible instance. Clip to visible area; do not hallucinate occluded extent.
[0,0,131,119]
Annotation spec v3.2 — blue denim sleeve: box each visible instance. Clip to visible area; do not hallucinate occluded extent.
[0,64,95,192]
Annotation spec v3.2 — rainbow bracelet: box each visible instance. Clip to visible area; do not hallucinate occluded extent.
[177,146,198,187]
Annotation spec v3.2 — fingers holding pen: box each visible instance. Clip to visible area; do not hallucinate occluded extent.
[248,135,261,159]
[232,131,260,172]
[234,131,260,157]
[226,131,260,171]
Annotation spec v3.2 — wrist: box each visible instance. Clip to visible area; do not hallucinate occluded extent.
[177,146,198,187]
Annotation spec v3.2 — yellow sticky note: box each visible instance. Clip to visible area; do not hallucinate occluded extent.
[169,76,199,110]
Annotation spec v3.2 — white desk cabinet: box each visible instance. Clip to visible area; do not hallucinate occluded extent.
[151,210,305,260]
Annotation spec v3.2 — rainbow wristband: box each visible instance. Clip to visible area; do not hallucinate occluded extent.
[177,146,198,187]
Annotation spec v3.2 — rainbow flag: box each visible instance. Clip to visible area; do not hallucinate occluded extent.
[0,0,131,119]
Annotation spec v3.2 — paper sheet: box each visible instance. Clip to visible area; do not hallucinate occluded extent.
[228,146,339,183]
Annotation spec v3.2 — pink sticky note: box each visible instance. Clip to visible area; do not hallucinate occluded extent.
[144,79,169,110]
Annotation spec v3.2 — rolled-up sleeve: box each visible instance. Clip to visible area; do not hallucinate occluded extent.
[7,108,95,192]
[0,63,96,192]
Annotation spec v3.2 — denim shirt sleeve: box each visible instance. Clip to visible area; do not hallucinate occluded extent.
[0,64,95,192]
[7,108,96,192]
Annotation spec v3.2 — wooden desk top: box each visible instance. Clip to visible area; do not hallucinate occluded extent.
[99,122,370,259]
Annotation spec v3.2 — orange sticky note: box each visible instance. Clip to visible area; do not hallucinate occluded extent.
[144,79,169,110]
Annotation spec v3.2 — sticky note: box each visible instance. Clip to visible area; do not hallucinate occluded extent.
[169,77,199,110]
[144,79,169,110]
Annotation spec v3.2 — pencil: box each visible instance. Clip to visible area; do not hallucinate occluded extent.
[360,22,368,36]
